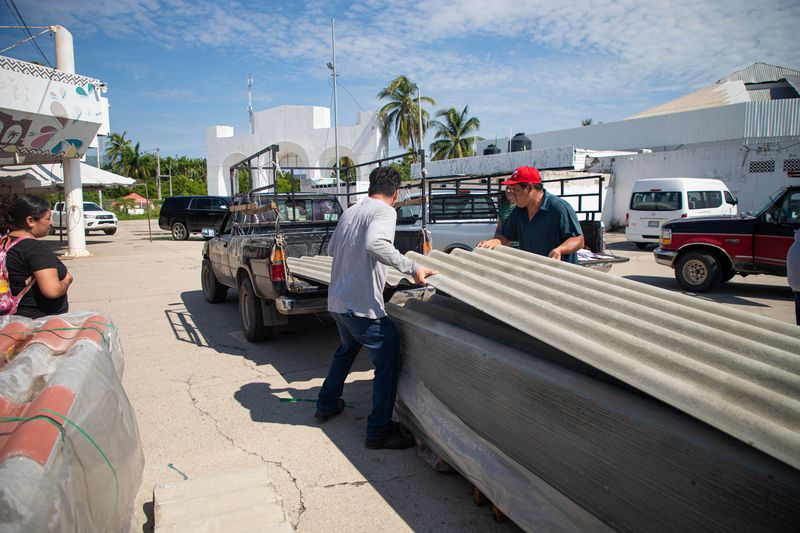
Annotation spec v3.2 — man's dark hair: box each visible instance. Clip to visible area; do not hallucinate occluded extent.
[368,166,401,197]
[533,183,543,191]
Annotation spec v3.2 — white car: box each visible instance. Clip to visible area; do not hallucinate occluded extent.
[52,201,118,236]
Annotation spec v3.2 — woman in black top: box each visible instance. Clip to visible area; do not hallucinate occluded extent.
[1,194,73,318]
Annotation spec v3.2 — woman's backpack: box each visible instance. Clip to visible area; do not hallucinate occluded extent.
[0,235,36,315]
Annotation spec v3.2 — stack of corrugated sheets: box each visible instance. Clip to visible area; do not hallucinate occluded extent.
[288,247,800,531]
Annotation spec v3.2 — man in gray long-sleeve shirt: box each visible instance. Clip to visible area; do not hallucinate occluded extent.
[316,167,437,450]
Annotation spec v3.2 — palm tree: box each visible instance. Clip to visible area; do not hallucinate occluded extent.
[581,118,593,126]
[376,75,435,152]
[429,106,481,160]
[124,142,150,182]
[105,131,131,173]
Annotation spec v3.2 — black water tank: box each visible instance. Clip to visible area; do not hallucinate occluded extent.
[483,144,501,155]
[510,132,532,152]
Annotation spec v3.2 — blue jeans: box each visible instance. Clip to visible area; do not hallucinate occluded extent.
[317,311,401,441]
[795,292,800,326]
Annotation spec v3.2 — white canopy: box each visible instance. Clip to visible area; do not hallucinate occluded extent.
[0,163,135,193]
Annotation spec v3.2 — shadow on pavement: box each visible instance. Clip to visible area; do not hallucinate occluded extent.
[168,290,511,532]
[605,241,655,252]
[624,275,793,306]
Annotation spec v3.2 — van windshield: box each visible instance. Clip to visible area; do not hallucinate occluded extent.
[630,191,682,211]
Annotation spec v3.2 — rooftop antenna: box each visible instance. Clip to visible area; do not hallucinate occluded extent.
[248,73,254,134]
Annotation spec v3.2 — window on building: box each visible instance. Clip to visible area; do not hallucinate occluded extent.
[783,159,800,174]
[749,160,775,173]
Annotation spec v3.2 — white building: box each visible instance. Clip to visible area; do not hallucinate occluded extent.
[206,105,387,196]
[457,62,800,227]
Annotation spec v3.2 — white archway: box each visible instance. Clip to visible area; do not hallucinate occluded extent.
[220,152,247,195]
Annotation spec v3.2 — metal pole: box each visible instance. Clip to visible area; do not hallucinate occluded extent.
[144,181,152,243]
[418,86,424,155]
[156,147,162,200]
[271,144,279,206]
[96,144,103,207]
[331,19,340,194]
[168,159,173,197]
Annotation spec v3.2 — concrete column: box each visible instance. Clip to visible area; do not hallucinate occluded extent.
[62,159,88,256]
[53,25,89,257]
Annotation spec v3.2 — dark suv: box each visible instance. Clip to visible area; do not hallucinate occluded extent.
[158,196,231,240]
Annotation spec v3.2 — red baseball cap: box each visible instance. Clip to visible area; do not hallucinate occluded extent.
[501,166,541,185]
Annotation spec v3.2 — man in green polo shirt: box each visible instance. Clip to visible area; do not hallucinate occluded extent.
[477,166,584,263]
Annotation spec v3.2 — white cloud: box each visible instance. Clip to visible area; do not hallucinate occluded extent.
[14,0,799,153]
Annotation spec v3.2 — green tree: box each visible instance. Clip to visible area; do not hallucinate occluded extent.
[389,152,415,182]
[377,75,435,152]
[338,156,356,183]
[581,118,593,126]
[125,142,150,182]
[105,131,131,173]
[430,105,481,160]
[276,171,300,193]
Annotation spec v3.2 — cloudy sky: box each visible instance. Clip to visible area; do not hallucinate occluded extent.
[2,0,798,158]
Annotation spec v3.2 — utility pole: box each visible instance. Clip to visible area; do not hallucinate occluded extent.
[156,147,162,200]
[329,19,340,194]
[168,158,173,197]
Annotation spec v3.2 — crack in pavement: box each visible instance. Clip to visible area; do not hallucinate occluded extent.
[185,374,307,529]
[316,473,420,489]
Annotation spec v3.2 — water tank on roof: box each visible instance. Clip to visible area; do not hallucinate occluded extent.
[510,132,532,152]
[483,144,501,155]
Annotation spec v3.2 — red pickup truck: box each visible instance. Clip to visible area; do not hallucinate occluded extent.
[654,186,800,292]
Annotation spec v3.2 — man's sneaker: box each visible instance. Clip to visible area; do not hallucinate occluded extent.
[314,399,345,422]
[365,425,415,450]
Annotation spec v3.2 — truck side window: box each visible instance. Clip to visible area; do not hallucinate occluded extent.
[779,192,800,223]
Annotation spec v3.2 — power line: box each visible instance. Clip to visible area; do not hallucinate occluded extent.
[337,81,369,114]
[2,0,52,67]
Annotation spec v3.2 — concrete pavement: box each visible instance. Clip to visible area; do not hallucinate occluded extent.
[53,220,794,532]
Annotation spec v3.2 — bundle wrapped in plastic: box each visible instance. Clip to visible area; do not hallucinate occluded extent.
[0,312,143,533]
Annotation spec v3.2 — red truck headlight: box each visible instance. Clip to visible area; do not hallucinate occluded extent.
[660,228,672,246]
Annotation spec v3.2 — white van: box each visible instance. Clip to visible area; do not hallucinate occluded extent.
[625,178,738,248]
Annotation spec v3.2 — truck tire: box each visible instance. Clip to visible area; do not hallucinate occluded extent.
[201,260,228,303]
[239,276,273,342]
[675,251,721,292]
[171,221,189,241]
[721,267,736,284]
[635,242,649,250]
[104,228,117,235]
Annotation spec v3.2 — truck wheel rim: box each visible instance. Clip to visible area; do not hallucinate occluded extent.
[173,224,186,239]
[683,259,707,285]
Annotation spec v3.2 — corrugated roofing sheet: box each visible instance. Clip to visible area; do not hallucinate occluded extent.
[629,80,751,119]
[289,247,800,469]
[744,99,800,139]
[286,255,414,287]
[718,62,800,84]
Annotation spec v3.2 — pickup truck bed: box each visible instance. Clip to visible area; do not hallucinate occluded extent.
[201,194,340,341]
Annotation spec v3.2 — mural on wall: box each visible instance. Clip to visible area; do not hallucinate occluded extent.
[0,57,105,164]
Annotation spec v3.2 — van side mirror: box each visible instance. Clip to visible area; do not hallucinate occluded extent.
[727,197,738,206]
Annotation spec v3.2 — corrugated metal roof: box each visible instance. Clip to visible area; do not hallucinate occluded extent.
[406,246,800,470]
[718,62,800,84]
[629,80,751,119]
[744,99,800,139]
